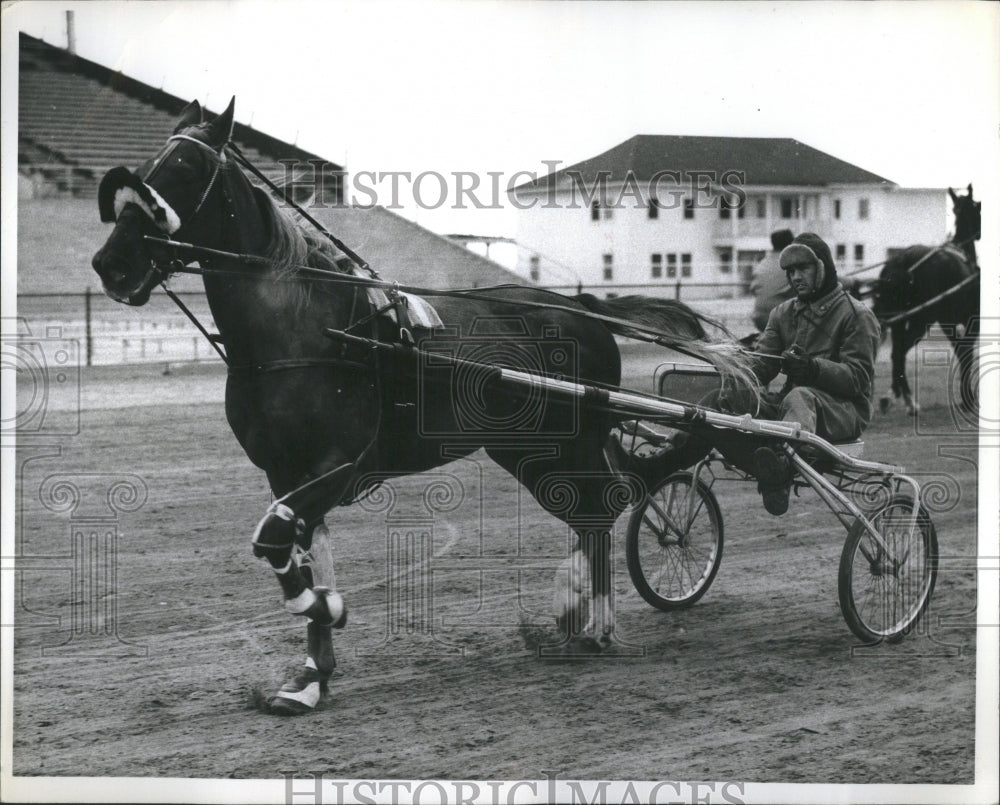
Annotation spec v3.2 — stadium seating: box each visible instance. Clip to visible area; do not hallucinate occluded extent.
[17,32,525,297]
[18,33,311,198]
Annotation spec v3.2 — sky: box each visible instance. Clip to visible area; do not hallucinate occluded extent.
[5,0,999,243]
[1,5,998,800]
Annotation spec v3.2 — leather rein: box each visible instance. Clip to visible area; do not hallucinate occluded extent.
[134,138,739,370]
[128,134,376,371]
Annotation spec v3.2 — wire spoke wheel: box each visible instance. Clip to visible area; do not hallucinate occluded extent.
[626,472,723,610]
[839,494,938,642]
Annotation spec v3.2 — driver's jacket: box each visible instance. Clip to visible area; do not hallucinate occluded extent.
[755,284,881,427]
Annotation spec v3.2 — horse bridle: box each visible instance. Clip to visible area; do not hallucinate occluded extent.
[137,133,228,236]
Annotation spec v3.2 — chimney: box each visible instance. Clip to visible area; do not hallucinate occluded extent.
[66,10,76,54]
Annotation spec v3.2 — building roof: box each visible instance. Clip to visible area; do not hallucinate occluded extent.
[311,205,527,290]
[514,134,894,192]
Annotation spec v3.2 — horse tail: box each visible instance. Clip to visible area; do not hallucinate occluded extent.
[573,293,761,406]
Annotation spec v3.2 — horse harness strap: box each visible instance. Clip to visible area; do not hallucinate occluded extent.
[226,356,373,375]
[882,270,980,326]
[161,282,229,364]
[145,235,731,352]
[227,141,377,279]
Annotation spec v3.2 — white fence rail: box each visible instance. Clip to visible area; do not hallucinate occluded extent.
[14,288,757,368]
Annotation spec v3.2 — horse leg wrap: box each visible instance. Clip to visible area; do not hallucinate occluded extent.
[285,586,348,629]
[554,550,590,635]
[252,503,304,564]
[253,503,311,600]
[308,620,336,678]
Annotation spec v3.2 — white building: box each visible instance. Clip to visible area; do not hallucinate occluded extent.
[511,135,947,299]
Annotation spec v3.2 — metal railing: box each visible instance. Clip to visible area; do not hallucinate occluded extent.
[14,282,759,368]
[535,280,752,300]
[14,289,221,367]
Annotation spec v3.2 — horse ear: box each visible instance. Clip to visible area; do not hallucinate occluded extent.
[948,187,958,203]
[173,100,203,133]
[206,96,236,150]
[967,183,974,199]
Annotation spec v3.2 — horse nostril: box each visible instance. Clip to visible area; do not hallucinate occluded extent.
[96,253,132,285]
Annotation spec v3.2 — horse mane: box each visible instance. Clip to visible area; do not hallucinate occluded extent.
[250,184,349,278]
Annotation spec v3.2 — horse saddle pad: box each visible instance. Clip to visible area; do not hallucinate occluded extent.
[362,277,444,331]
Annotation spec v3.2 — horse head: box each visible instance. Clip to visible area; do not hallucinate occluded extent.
[949,184,981,263]
[91,97,236,305]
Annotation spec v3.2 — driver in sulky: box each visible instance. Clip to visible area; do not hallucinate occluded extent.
[634,232,881,516]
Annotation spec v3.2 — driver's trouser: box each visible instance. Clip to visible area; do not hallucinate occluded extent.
[645,385,868,482]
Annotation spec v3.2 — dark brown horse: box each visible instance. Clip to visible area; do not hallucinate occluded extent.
[91,98,756,714]
[873,184,981,414]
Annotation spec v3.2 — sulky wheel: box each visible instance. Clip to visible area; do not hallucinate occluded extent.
[838,494,938,643]
[626,471,723,610]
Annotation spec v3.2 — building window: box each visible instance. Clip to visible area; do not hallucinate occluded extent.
[666,253,677,278]
[834,199,841,219]
[854,244,865,263]
[590,200,613,220]
[716,247,733,274]
[648,198,659,219]
[835,244,846,262]
[681,253,692,278]
[719,197,733,220]
[780,197,796,219]
[756,198,766,218]
[529,255,540,282]
[603,253,613,281]
[684,198,695,219]
[858,198,869,220]
[651,253,663,279]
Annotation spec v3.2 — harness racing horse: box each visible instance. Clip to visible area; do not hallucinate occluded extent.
[91,98,757,714]
[873,184,981,415]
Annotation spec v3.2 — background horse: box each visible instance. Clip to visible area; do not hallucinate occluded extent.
[873,184,981,414]
[91,98,756,715]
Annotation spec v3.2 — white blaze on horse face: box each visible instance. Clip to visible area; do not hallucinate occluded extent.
[112,183,182,234]
[553,549,590,626]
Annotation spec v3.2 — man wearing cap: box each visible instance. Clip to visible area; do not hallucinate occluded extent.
[746,231,882,513]
[749,228,796,332]
[624,232,880,516]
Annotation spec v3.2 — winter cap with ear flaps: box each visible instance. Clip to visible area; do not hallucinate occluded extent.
[779,232,839,300]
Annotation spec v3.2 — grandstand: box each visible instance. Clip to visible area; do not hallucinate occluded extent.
[18,33,340,200]
[17,32,525,297]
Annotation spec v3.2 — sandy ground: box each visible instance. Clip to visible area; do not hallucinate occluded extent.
[9,343,984,790]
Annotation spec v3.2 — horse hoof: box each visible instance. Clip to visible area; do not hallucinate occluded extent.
[268,694,315,716]
[267,668,327,716]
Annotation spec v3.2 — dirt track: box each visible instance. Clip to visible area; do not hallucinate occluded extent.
[12,345,980,784]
